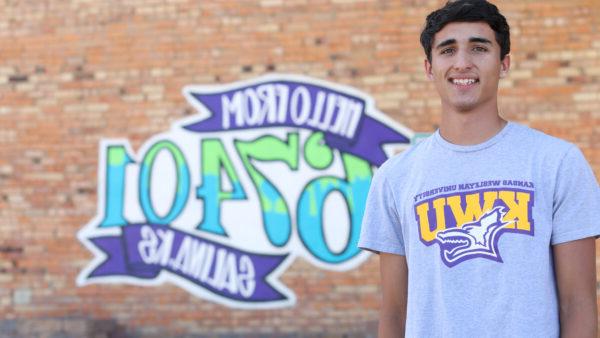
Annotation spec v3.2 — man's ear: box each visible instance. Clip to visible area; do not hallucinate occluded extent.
[424,58,434,80]
[500,54,511,78]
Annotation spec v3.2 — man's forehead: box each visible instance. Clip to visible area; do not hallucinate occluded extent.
[433,22,496,45]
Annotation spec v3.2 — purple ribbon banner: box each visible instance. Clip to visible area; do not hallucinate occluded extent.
[183,80,409,166]
[88,224,288,303]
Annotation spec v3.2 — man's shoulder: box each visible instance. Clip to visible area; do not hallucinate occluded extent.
[509,122,574,153]
[506,122,582,177]
[376,134,434,180]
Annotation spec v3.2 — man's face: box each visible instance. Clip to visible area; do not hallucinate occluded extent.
[424,22,510,113]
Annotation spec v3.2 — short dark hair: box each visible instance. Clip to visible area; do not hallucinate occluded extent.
[420,0,510,62]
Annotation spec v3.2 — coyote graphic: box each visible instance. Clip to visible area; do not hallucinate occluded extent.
[435,206,513,267]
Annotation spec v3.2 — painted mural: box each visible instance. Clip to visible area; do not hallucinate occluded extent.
[77,74,413,309]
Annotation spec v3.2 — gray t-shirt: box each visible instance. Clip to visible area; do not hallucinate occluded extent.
[358,122,600,338]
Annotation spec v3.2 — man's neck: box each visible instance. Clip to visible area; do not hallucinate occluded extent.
[438,106,506,146]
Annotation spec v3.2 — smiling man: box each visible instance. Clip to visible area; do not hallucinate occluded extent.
[358,1,600,337]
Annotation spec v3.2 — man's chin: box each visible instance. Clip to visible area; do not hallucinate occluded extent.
[448,100,479,113]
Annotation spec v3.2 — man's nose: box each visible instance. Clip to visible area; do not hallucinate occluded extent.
[453,50,473,70]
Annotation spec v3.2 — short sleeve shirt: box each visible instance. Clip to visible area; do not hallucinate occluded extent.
[358,122,600,338]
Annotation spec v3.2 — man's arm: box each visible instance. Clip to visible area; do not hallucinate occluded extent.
[379,252,408,338]
[553,237,598,338]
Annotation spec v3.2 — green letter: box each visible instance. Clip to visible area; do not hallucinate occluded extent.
[196,139,246,236]
[297,151,372,264]
[139,141,190,225]
[235,133,299,247]
[100,145,133,227]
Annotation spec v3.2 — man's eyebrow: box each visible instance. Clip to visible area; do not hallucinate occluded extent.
[469,37,492,44]
[435,37,493,50]
[435,38,456,50]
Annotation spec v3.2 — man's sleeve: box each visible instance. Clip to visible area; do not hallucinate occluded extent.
[358,167,406,255]
[551,145,600,245]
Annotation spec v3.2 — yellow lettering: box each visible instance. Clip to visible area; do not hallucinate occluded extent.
[432,198,447,235]
[416,203,435,242]
[447,192,497,227]
[499,191,531,231]
[417,190,532,242]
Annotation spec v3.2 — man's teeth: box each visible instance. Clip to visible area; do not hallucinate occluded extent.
[452,78,477,85]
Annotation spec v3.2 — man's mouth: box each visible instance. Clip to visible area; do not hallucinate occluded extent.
[449,77,479,86]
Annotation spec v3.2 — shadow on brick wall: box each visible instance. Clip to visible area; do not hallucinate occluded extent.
[0,319,377,338]
[0,318,126,338]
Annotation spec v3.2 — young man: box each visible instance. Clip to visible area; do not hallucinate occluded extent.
[358,1,600,337]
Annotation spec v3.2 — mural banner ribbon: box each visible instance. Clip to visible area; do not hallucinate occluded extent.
[88,224,288,302]
[183,79,409,166]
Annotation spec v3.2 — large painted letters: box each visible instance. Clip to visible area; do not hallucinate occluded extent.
[78,74,413,308]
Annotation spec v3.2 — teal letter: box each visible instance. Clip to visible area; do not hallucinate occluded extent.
[297,152,372,263]
[100,145,133,227]
[139,141,190,225]
[196,139,246,236]
[235,133,298,247]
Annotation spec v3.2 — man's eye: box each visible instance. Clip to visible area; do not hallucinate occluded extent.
[473,46,488,52]
[441,48,454,55]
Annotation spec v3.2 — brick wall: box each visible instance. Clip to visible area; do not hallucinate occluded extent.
[1,0,599,336]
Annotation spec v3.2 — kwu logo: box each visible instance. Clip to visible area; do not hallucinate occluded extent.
[414,182,535,267]
[77,74,412,309]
